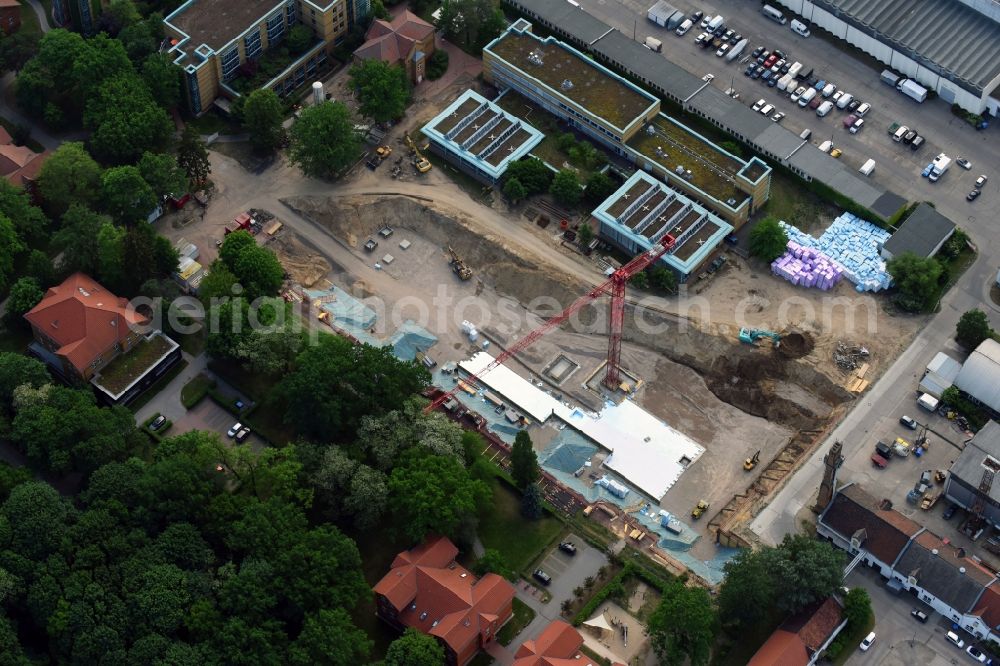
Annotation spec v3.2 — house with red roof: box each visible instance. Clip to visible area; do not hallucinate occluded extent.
[0,0,20,35]
[24,273,180,404]
[0,126,49,190]
[748,597,847,666]
[353,9,436,84]
[373,536,515,666]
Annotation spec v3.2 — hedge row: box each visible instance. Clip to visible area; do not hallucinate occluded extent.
[572,564,633,626]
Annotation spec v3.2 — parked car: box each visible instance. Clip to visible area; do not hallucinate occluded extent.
[716,43,731,57]
[533,569,552,586]
[752,98,766,112]
[943,503,959,519]
[691,10,704,23]
[832,90,843,104]
[790,86,807,102]
[558,541,577,555]
[744,63,756,76]
[751,66,764,79]
[847,99,861,112]
[808,96,823,109]
[900,415,918,430]
[975,174,988,188]
[909,135,925,151]
[227,422,243,438]
[860,632,876,651]
[946,631,965,649]
[730,32,742,44]
[968,189,981,202]
[760,103,774,115]
[773,49,787,59]
[764,54,778,68]
[761,70,773,82]
[843,114,858,129]
[752,45,765,58]
[699,15,712,29]
[150,415,167,431]
[910,609,929,623]
[235,427,251,443]
[957,157,972,170]
[772,111,785,122]
[722,29,734,42]
[830,148,842,158]
[967,645,988,663]
[849,118,865,134]
[855,102,871,116]
[779,61,792,74]
[767,76,779,87]
[903,129,918,144]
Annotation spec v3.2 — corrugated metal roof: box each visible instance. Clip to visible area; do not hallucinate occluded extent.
[948,421,1000,505]
[807,0,1000,94]
[883,203,957,258]
[589,30,704,100]
[647,0,678,23]
[955,339,1000,413]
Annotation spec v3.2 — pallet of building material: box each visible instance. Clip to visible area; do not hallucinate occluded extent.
[855,362,870,379]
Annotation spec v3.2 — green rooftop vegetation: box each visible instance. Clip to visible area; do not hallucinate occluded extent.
[489,31,657,130]
[95,334,173,395]
[628,117,747,204]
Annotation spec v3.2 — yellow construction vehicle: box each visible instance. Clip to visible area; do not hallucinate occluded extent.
[405,133,432,173]
[375,145,392,159]
[691,500,710,520]
[447,246,472,280]
[744,450,760,471]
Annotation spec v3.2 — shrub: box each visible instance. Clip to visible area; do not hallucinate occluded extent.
[426,49,449,80]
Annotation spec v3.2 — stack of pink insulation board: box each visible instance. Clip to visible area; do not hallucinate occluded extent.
[770,241,844,290]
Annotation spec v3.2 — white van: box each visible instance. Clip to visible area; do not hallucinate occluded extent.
[859,158,875,176]
[821,83,837,98]
[816,101,834,117]
[797,87,817,107]
[675,19,693,36]
[777,74,794,91]
[762,4,786,24]
[818,140,833,153]
[893,125,909,142]
[918,393,940,411]
[790,19,810,37]
[836,92,853,109]
[707,15,724,32]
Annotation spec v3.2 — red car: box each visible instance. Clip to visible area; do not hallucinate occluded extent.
[764,54,778,68]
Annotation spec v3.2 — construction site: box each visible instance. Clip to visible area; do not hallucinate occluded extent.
[161,44,927,585]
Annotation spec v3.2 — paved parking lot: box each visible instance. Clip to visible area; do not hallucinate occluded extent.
[174,399,267,451]
[573,0,1000,229]
[533,536,608,610]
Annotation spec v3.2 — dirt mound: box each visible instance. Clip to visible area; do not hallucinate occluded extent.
[779,331,815,359]
[269,231,331,287]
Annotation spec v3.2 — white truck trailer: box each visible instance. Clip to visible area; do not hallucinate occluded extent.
[928,153,951,182]
[897,78,928,103]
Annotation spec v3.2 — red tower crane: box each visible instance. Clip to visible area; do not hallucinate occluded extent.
[424,234,676,414]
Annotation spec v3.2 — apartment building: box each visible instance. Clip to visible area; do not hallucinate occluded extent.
[165,0,369,115]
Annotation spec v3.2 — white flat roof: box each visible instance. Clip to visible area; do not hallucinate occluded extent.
[459,352,704,499]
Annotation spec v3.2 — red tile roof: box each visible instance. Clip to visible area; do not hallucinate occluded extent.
[821,484,922,564]
[374,536,515,660]
[749,598,844,666]
[973,583,1000,630]
[747,630,809,666]
[0,129,48,186]
[788,598,844,652]
[514,621,585,666]
[354,9,434,65]
[24,273,147,374]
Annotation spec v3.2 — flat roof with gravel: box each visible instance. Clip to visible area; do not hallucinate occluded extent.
[167,0,284,52]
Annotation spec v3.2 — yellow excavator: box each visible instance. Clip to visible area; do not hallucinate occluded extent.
[405,134,432,174]
[447,246,472,280]
[744,450,761,471]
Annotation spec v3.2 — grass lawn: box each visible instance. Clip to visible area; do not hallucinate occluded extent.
[762,170,839,233]
[497,597,535,646]
[478,477,564,573]
[831,614,875,666]
[96,335,174,395]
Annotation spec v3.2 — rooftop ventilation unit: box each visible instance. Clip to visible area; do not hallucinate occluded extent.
[560,79,574,91]
[527,50,544,66]
[646,124,655,135]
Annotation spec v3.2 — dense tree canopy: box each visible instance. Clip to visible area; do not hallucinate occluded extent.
[288,102,361,179]
[549,169,583,207]
[36,142,102,217]
[956,308,994,350]
[101,165,158,224]
[243,89,286,154]
[178,125,212,188]
[504,158,553,196]
[648,582,717,666]
[216,230,284,300]
[749,217,788,262]
[278,334,429,440]
[385,627,446,666]
[350,59,411,122]
[886,252,944,313]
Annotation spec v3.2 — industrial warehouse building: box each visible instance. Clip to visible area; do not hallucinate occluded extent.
[421,90,544,184]
[591,170,733,280]
[954,339,1000,418]
[483,19,773,227]
[503,0,907,223]
[945,421,1000,528]
[772,0,1000,115]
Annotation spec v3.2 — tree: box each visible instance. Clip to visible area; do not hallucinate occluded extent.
[0,31,39,73]
[503,177,528,203]
[385,628,446,666]
[650,266,677,294]
[584,171,617,204]
[510,430,539,489]
[6,277,44,325]
[648,583,716,666]
[15,29,88,118]
[217,230,284,300]
[2,481,70,561]
[956,309,994,350]
[426,49,449,80]
[243,89,286,154]
[139,152,188,200]
[342,464,389,530]
[437,0,504,49]
[350,59,410,122]
[285,25,315,56]
[101,166,158,225]
[520,482,543,520]
[96,222,126,292]
[630,271,649,289]
[749,217,788,262]
[549,169,583,206]
[0,180,47,246]
[473,548,513,580]
[717,546,776,629]
[36,142,102,217]
[843,587,872,630]
[289,609,371,666]
[84,73,173,164]
[0,215,24,293]
[886,252,944,313]
[0,353,49,407]
[355,399,464,471]
[279,334,429,440]
[370,0,390,20]
[24,249,54,287]
[178,124,212,187]
[141,53,181,109]
[764,534,844,614]
[504,158,553,195]
[578,222,594,248]
[388,451,490,542]
[288,102,361,179]
[54,205,110,275]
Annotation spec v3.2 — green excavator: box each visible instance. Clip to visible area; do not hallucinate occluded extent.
[739,328,781,347]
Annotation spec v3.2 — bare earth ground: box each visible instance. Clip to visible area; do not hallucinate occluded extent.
[155,64,927,573]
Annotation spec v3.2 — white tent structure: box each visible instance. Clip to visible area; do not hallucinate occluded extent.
[955,339,1000,414]
[583,613,614,634]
